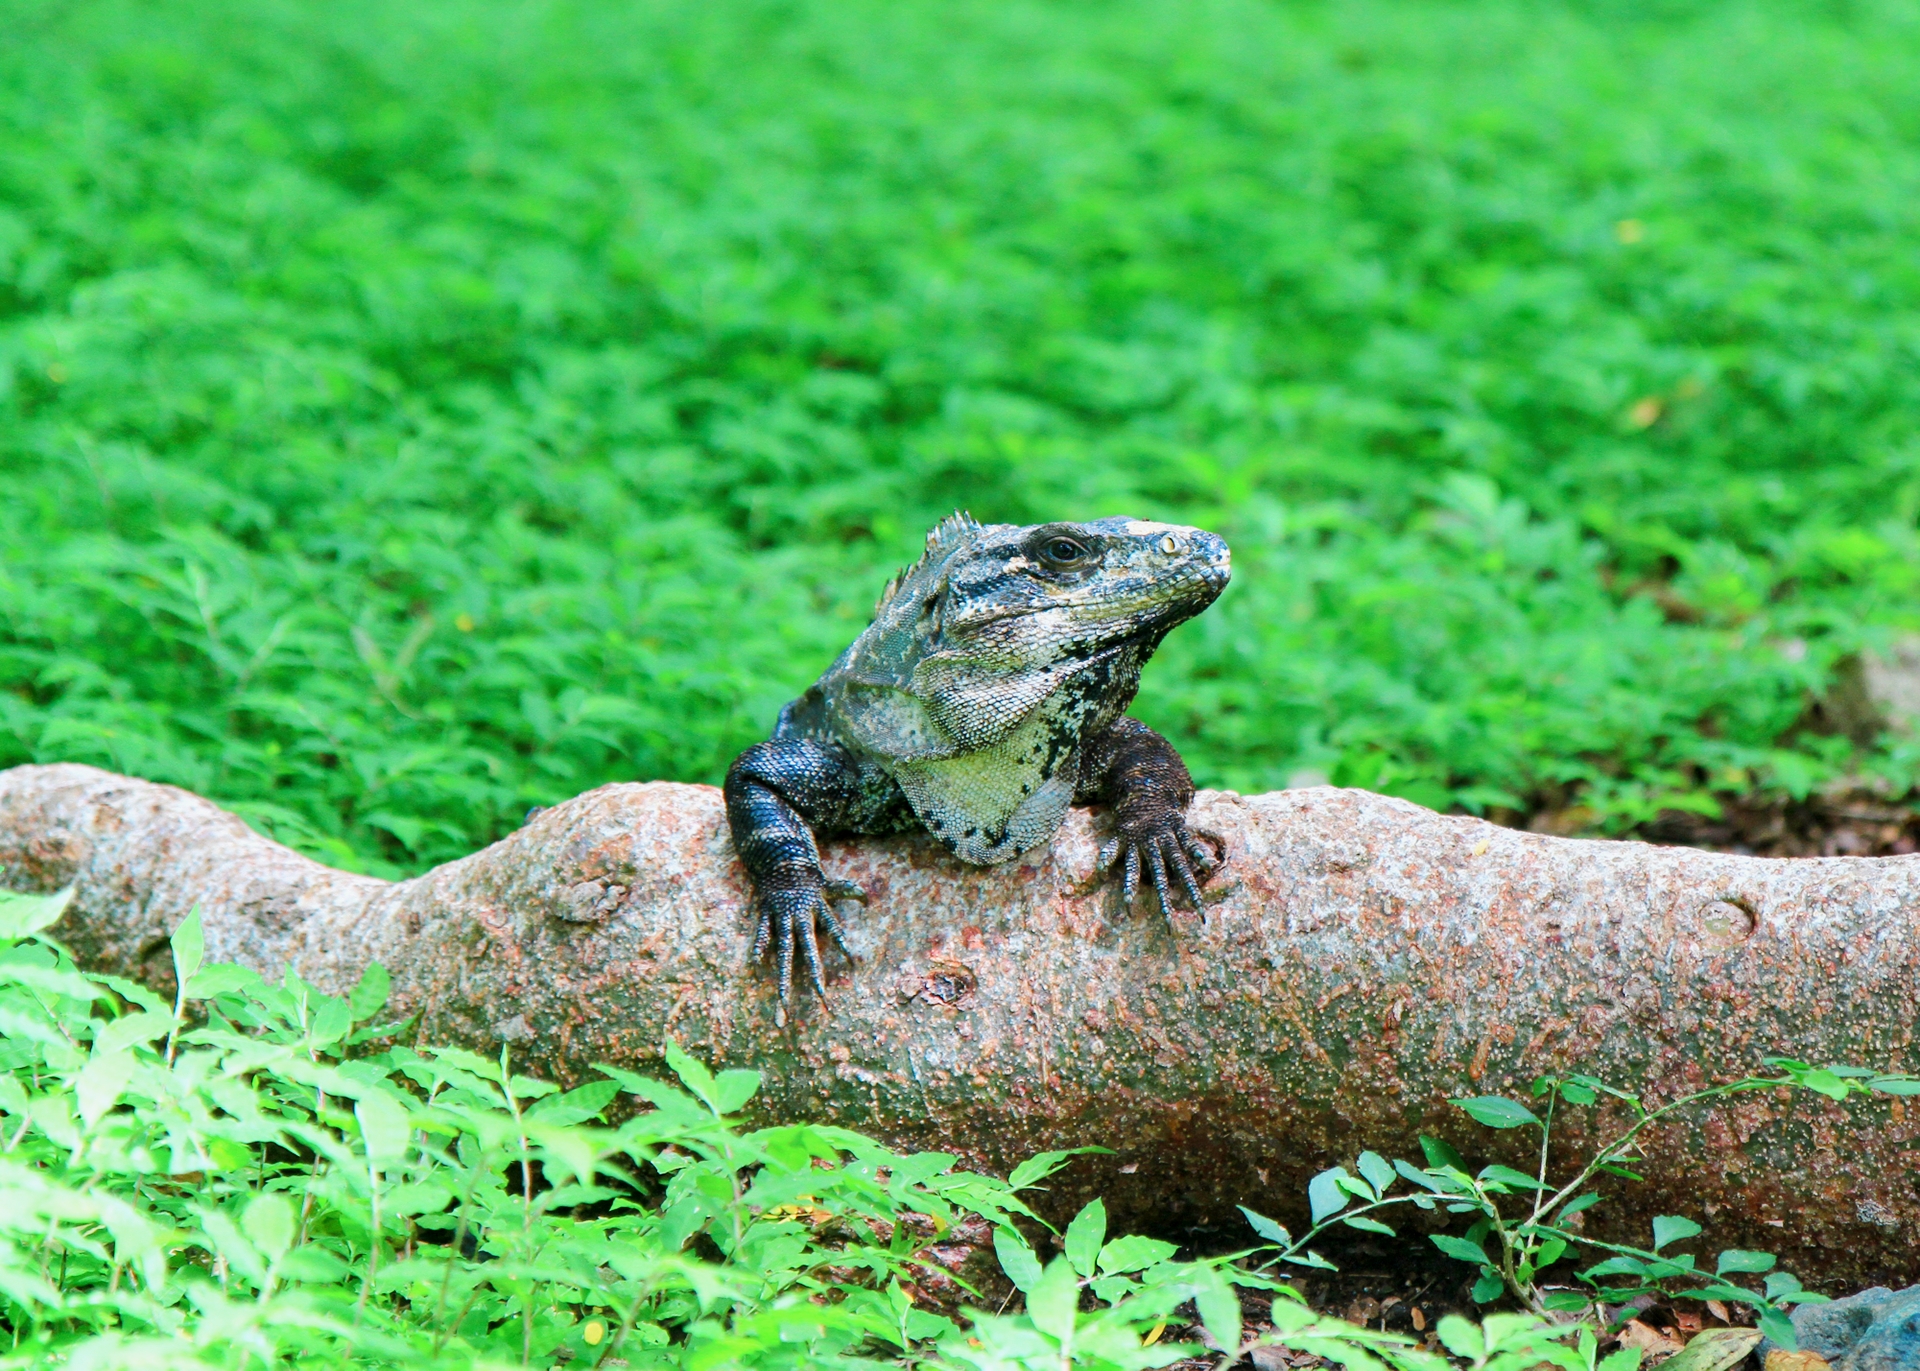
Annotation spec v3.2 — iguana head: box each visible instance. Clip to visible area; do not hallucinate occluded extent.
[832,513,1230,757]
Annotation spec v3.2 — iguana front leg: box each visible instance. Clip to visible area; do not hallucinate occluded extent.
[1077,716,1223,918]
[723,738,870,1019]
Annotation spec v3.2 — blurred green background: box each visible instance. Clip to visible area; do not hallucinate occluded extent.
[5,0,1920,875]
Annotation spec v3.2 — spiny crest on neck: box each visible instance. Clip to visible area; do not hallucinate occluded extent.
[873,511,982,616]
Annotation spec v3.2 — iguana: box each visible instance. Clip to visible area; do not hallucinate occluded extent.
[724,513,1231,1018]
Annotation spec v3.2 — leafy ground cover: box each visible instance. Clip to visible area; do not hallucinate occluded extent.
[6,0,1920,873]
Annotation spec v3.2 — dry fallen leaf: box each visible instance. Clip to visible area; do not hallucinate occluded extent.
[1704,1300,1730,1324]
[1616,1319,1687,1359]
[1410,1306,1426,1331]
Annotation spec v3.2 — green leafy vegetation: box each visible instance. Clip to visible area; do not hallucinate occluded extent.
[1266,1063,1920,1348]
[7,0,1920,873]
[0,886,1633,1369]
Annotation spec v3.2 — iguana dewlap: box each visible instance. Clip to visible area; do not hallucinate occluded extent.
[723,514,1231,1016]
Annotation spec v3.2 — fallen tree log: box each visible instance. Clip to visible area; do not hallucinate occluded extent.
[2,760,1917,1286]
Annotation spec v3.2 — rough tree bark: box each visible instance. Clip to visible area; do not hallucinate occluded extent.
[2,761,1917,1286]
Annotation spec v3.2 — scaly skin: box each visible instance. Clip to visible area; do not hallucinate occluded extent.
[723,514,1231,1018]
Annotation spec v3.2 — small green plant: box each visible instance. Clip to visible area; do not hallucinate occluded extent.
[0,885,1072,1368]
[1239,1065,1920,1348]
[961,1193,1641,1371]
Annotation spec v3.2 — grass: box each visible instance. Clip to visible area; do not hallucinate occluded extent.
[6,0,1920,874]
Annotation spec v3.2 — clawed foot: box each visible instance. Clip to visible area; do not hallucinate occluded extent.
[1098,820,1223,921]
[751,877,867,1024]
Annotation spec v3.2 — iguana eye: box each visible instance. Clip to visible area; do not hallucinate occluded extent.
[1040,537,1089,566]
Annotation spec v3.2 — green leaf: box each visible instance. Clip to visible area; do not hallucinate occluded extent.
[1342,1215,1396,1236]
[2,960,108,1002]
[199,1208,266,1285]
[93,1011,174,1055]
[1195,1267,1242,1353]
[1431,1234,1489,1264]
[95,974,169,1015]
[1098,1234,1177,1274]
[526,1078,622,1125]
[1479,1163,1546,1190]
[1394,1159,1457,1194]
[1716,1249,1775,1275]
[1436,1315,1484,1358]
[1869,1076,1920,1095]
[307,995,353,1049]
[1756,1308,1798,1352]
[75,1047,136,1127]
[662,1037,720,1110]
[184,964,257,999]
[1007,1147,1105,1190]
[1355,1151,1395,1195]
[710,1068,761,1115]
[1452,1095,1540,1129]
[243,1193,296,1259]
[1598,1350,1645,1371]
[1582,1256,1649,1279]
[1307,1167,1353,1222]
[1652,1214,1702,1251]
[1543,1291,1591,1312]
[355,1092,412,1166]
[993,1226,1043,1293]
[1238,1205,1291,1246]
[1420,1135,1468,1169]
[1557,1192,1602,1219]
[1471,1269,1505,1303]
[1560,1081,1597,1105]
[1063,1199,1106,1277]
[1795,1068,1849,1101]
[170,906,204,990]
[1025,1257,1080,1340]
[348,962,390,1022]
[0,887,72,941]
[278,1245,351,1283]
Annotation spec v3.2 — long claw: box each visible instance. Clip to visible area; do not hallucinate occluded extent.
[752,910,772,961]
[823,879,869,905]
[775,907,795,1006]
[1168,836,1206,911]
[800,898,829,998]
[817,896,857,961]
[1122,843,1141,906]
[1145,839,1173,918]
[1097,837,1121,872]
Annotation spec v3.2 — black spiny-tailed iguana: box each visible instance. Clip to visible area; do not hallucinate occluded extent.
[724,514,1231,1018]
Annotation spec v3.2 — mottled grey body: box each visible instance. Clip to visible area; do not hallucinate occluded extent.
[724,513,1230,1015]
